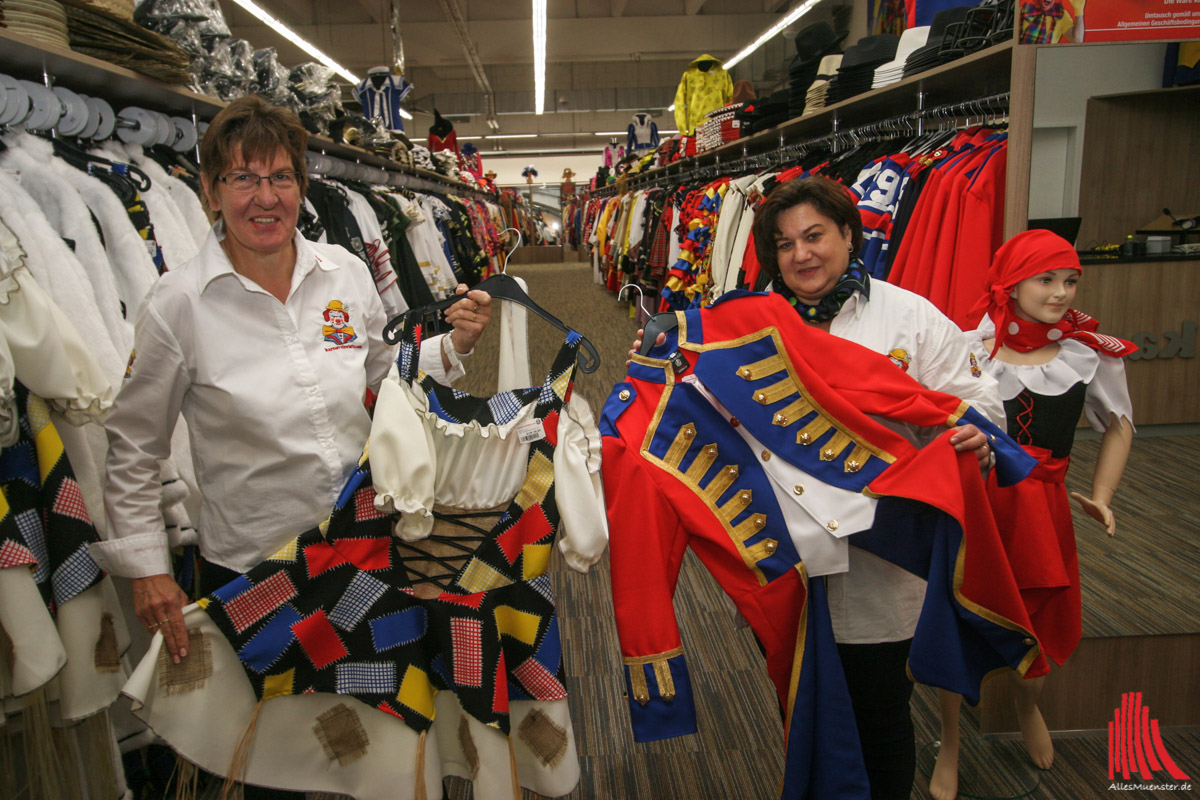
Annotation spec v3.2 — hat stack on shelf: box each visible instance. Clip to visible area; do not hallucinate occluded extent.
[903,6,972,78]
[825,33,899,105]
[787,21,847,119]
[802,54,843,115]
[1,0,71,47]
[60,0,191,83]
[871,26,930,89]
[696,102,745,152]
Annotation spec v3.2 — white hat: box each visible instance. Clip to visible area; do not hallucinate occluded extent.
[872,27,930,89]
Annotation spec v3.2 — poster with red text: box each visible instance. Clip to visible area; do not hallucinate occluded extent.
[1020,0,1200,44]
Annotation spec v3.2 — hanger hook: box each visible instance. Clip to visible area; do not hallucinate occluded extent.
[499,227,522,274]
[618,283,650,318]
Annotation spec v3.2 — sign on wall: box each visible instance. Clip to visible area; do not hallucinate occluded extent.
[1020,0,1200,44]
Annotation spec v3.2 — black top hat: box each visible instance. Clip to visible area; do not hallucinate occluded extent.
[793,20,849,65]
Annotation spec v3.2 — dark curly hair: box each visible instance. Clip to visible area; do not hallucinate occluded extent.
[751,176,863,282]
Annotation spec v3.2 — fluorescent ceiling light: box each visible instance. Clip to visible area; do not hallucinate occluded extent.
[725,0,821,70]
[533,0,547,115]
[459,136,484,140]
[399,109,413,120]
[487,133,538,139]
[228,0,358,84]
[668,104,675,112]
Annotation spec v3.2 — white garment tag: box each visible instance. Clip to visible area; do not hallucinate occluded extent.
[517,421,545,444]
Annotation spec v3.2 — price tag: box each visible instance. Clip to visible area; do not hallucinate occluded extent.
[517,421,545,444]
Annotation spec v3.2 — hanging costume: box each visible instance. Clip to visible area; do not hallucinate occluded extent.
[626,113,660,153]
[123,304,607,799]
[602,291,1039,799]
[673,54,734,136]
[966,229,1135,670]
[353,66,413,134]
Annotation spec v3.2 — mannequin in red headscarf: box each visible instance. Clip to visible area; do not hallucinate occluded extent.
[929,229,1135,800]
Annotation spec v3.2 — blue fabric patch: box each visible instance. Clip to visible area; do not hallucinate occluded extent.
[336,661,395,695]
[211,574,252,604]
[328,571,390,631]
[238,603,302,673]
[370,607,428,652]
[50,545,101,608]
[533,614,563,673]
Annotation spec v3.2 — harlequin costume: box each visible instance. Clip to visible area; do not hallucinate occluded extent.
[601,291,1040,798]
[122,312,607,800]
[967,229,1135,669]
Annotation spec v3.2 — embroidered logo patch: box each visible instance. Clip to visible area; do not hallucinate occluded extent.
[969,352,982,377]
[887,348,911,372]
[322,300,361,350]
[124,349,136,380]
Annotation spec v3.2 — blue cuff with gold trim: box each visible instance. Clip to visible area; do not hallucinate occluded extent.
[624,654,697,742]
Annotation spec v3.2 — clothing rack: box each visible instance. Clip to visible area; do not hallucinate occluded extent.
[588,91,1011,197]
[307,152,493,197]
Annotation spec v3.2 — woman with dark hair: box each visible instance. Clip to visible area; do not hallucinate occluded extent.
[634,174,1003,800]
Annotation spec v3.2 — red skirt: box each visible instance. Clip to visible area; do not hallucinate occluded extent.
[986,445,1080,669]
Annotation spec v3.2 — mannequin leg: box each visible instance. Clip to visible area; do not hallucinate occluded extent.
[1010,672,1053,768]
[930,690,962,800]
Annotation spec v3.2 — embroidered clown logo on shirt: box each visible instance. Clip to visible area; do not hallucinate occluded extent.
[969,352,982,378]
[887,348,911,372]
[124,349,136,380]
[322,300,359,348]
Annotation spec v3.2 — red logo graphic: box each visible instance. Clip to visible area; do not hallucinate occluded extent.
[1108,691,1190,781]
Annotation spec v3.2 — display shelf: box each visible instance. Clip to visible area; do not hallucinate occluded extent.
[0,27,221,117]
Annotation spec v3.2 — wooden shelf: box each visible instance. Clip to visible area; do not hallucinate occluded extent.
[0,28,488,195]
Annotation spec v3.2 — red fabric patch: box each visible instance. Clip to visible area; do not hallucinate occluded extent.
[492,651,509,715]
[225,572,298,633]
[332,537,391,571]
[0,540,36,569]
[52,478,92,523]
[292,609,348,670]
[496,505,552,564]
[304,542,350,578]
[439,592,485,610]
[513,657,567,701]
[353,487,386,522]
[376,701,403,720]
[541,410,560,446]
[451,618,483,687]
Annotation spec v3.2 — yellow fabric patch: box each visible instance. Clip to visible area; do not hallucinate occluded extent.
[196,597,210,610]
[30,398,63,484]
[25,394,52,437]
[495,605,540,645]
[549,370,571,402]
[267,539,299,563]
[458,559,512,593]
[262,668,295,700]
[521,544,552,580]
[397,665,436,719]
[514,451,554,510]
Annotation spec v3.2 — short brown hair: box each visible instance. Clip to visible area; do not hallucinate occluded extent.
[751,176,863,282]
[199,95,309,210]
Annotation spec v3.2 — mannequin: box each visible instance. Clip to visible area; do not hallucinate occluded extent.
[352,66,412,133]
[626,112,659,152]
[604,137,624,167]
[930,230,1136,800]
[428,108,458,155]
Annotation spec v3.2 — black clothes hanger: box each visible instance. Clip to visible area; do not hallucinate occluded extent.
[382,229,601,374]
[637,312,679,355]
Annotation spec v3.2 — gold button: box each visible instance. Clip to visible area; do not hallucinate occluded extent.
[754,516,765,529]
[739,490,751,502]
[822,448,835,460]
[826,520,839,532]
[730,416,740,427]
[683,427,694,438]
[618,389,630,401]
[738,367,751,378]
[1023,638,1035,646]
[774,414,788,425]
[755,392,767,404]
[990,434,997,442]
[798,432,811,444]
[761,450,771,461]
[845,460,862,473]
[705,445,718,456]
[764,540,777,554]
[793,485,805,495]
[635,692,649,704]
[726,465,739,476]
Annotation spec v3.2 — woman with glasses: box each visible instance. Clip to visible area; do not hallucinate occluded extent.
[95,97,491,733]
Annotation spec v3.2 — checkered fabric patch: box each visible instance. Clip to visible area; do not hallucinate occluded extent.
[0,539,35,569]
[486,392,525,425]
[225,572,299,633]
[335,661,396,695]
[452,388,471,400]
[51,478,91,524]
[529,574,555,605]
[50,544,102,608]
[17,509,49,584]
[398,340,417,379]
[328,572,389,631]
[450,617,483,687]
[513,657,568,701]
[266,538,299,562]
[353,488,386,522]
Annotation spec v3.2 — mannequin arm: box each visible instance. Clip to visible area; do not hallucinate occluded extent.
[1069,413,1131,536]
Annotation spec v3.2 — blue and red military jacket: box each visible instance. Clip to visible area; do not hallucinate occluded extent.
[600,291,1039,798]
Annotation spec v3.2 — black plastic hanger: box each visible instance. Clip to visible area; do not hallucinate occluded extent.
[383,229,601,373]
[638,311,679,355]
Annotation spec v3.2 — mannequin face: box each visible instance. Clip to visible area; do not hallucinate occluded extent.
[774,202,853,304]
[1011,269,1079,324]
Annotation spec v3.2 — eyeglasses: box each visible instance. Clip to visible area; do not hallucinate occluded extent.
[217,171,301,192]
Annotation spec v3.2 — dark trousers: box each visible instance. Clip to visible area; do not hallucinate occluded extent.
[196,559,306,800]
[837,639,917,800]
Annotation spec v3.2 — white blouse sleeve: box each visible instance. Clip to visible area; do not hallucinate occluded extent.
[369,368,437,541]
[553,395,608,573]
[1085,355,1134,433]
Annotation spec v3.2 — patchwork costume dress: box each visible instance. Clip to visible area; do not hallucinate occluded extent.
[123,312,607,799]
[968,314,1133,668]
[602,292,1041,799]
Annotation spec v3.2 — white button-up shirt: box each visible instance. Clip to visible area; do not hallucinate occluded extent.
[96,226,464,577]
